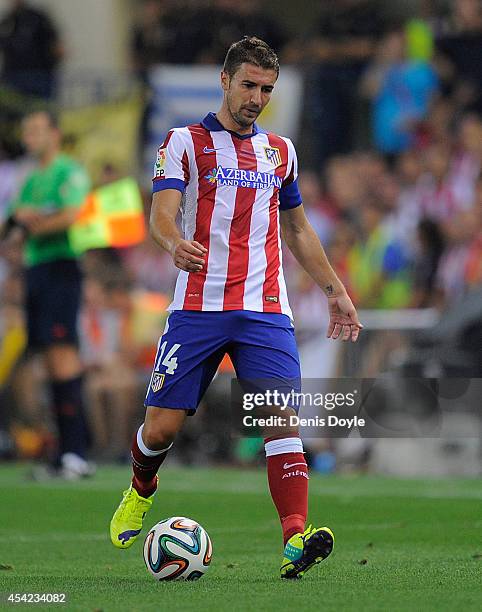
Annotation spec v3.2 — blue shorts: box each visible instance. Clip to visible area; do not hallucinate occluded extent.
[145,310,301,412]
[25,259,82,350]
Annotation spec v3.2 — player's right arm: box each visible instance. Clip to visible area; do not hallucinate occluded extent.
[150,189,207,273]
[150,128,207,273]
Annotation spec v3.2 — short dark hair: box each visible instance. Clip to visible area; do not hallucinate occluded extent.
[223,36,279,78]
[23,108,60,130]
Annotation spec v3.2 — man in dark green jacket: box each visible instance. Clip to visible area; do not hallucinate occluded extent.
[4,110,92,478]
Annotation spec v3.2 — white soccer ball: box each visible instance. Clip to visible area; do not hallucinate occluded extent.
[143,517,213,581]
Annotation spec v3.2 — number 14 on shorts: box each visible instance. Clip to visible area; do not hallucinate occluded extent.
[154,341,181,375]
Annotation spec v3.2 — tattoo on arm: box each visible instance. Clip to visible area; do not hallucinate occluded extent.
[325,284,334,296]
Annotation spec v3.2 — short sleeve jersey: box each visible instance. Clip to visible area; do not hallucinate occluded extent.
[152,113,302,319]
[12,154,90,266]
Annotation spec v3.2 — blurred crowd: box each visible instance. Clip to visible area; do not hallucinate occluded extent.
[289,119,482,318]
[0,0,481,467]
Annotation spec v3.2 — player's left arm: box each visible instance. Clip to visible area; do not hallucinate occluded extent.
[280,205,363,342]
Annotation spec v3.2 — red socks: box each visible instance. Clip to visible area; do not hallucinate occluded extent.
[130,426,308,546]
[131,425,171,498]
[265,437,308,545]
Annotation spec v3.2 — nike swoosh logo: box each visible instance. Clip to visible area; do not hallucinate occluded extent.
[283,462,306,470]
[203,146,222,154]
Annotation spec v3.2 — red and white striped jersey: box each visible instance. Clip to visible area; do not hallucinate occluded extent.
[152,113,303,319]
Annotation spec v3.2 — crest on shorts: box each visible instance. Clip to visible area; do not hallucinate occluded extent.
[151,372,165,393]
[263,146,282,168]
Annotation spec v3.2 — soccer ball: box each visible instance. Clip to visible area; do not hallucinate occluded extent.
[143,517,213,581]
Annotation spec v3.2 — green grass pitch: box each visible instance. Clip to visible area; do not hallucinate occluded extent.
[0,464,481,611]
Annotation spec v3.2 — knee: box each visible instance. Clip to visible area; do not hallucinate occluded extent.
[142,420,177,451]
[142,425,174,451]
[46,344,82,380]
[262,408,300,441]
[263,429,300,443]
[142,407,186,451]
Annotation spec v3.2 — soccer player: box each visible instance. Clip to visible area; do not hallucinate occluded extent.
[110,36,362,578]
[1,110,92,479]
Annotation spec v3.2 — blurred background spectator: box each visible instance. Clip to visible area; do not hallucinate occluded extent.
[0,0,63,99]
[130,0,173,81]
[360,26,439,156]
[436,0,482,113]
[299,0,384,167]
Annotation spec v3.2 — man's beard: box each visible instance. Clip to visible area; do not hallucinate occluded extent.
[231,111,254,128]
[228,99,258,129]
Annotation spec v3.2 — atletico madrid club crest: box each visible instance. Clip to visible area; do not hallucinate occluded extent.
[263,146,282,168]
[151,372,165,393]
